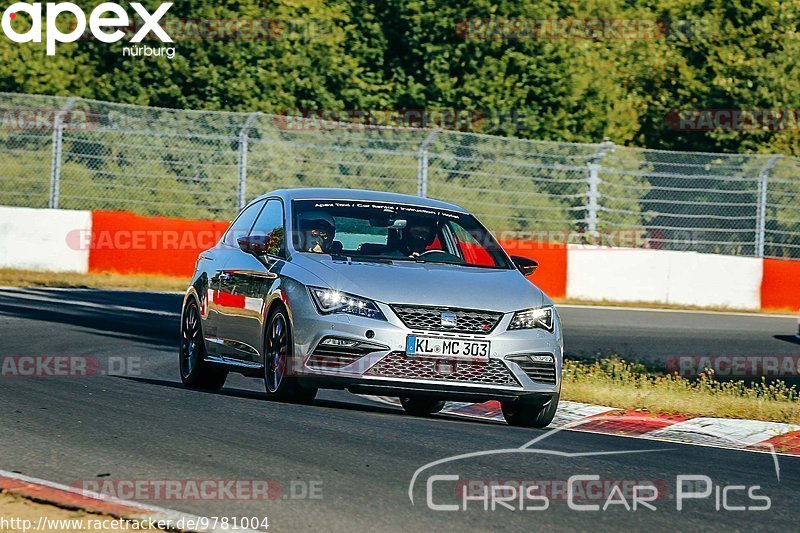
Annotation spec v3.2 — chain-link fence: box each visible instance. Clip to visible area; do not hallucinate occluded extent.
[1,92,799,259]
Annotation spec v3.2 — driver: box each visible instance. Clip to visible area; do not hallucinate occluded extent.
[297,211,336,253]
[399,219,437,257]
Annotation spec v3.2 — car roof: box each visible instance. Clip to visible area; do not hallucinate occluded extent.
[253,188,470,214]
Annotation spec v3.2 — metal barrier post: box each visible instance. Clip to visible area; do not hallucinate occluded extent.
[586,140,614,234]
[417,130,440,198]
[755,155,781,257]
[49,97,78,209]
[237,112,260,211]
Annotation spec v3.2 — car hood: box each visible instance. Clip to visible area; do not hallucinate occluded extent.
[291,255,545,313]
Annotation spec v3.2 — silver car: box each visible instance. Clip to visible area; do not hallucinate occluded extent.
[180,188,563,427]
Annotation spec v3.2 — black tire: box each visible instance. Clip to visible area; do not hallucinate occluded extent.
[180,299,228,391]
[264,307,317,404]
[400,396,446,417]
[501,393,560,428]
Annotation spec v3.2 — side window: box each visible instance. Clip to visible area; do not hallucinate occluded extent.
[250,199,285,257]
[450,223,496,267]
[223,200,264,246]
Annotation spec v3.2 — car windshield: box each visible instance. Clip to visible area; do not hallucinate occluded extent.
[292,199,513,270]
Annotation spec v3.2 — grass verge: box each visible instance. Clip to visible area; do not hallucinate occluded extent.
[0,268,187,292]
[563,357,800,425]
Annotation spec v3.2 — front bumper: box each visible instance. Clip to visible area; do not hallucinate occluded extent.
[290,298,563,402]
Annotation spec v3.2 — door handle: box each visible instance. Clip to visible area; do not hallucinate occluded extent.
[238,270,278,280]
[221,270,276,280]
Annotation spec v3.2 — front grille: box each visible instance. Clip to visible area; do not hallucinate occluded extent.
[366,352,520,387]
[507,355,557,384]
[391,305,503,335]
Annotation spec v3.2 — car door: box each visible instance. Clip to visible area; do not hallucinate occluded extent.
[204,199,265,355]
[215,198,286,364]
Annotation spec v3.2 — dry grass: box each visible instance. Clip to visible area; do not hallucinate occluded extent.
[0,268,188,292]
[563,357,800,425]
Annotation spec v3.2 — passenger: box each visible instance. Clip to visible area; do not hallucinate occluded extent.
[297,211,336,253]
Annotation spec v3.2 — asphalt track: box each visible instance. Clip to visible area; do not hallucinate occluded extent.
[0,287,798,531]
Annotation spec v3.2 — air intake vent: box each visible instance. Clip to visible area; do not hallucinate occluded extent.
[506,354,557,385]
[306,337,388,371]
[306,352,364,370]
[366,352,520,387]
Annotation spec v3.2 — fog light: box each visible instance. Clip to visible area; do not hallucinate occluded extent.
[320,338,359,348]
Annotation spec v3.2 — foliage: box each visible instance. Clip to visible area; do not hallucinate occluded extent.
[0,0,796,154]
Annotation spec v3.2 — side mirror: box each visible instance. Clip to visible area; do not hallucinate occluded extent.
[237,235,271,256]
[511,255,538,276]
[238,228,285,257]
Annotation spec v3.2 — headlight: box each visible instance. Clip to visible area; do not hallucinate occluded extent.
[309,287,387,321]
[507,306,554,332]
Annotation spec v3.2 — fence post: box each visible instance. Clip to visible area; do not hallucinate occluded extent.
[755,155,781,258]
[237,112,260,211]
[417,130,440,198]
[586,140,614,234]
[49,96,78,209]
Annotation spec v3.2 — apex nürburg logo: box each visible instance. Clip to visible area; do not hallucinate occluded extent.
[1,2,174,56]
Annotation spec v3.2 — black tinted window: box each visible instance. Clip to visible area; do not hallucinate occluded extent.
[250,199,285,257]
[223,200,264,246]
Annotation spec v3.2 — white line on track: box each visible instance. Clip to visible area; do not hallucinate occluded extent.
[0,288,179,317]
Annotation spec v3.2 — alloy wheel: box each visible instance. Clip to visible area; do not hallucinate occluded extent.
[266,312,288,393]
[180,302,201,377]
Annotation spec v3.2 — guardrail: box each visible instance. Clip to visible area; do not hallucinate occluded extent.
[4,205,799,310]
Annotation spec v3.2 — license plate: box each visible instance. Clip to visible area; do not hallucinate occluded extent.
[406,335,490,361]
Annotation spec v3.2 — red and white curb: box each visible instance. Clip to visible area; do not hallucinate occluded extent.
[0,470,261,533]
[369,397,800,457]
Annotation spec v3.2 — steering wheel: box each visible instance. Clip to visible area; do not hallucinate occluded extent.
[417,249,449,257]
[416,249,465,264]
